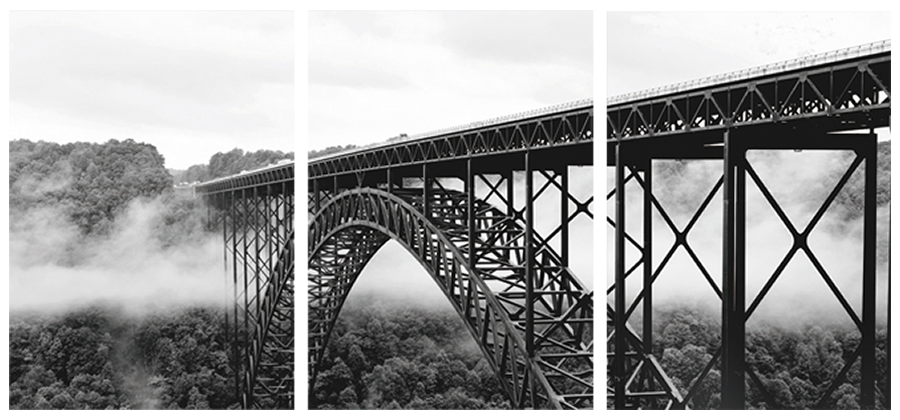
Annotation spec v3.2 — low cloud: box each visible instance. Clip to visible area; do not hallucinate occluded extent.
[608,148,890,329]
[9,197,224,315]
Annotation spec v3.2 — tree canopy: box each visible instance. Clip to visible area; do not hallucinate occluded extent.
[9,306,236,409]
[10,139,173,237]
[173,148,294,185]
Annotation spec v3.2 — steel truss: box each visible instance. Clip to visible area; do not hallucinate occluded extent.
[309,100,593,180]
[197,164,295,409]
[309,151,594,409]
[607,41,889,145]
[608,130,883,409]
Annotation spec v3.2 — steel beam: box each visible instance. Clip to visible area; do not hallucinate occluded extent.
[721,129,746,409]
[608,42,890,143]
[861,134,876,409]
[642,158,652,357]
[614,142,626,409]
[525,151,535,358]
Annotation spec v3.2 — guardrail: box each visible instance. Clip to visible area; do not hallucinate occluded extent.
[608,39,890,106]
[308,99,593,164]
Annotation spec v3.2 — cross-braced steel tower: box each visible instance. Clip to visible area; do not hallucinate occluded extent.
[608,40,890,409]
[196,162,295,409]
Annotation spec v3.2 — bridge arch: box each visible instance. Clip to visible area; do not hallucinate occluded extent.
[309,187,593,409]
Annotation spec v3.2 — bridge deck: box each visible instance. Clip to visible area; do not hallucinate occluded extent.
[308,100,594,180]
[194,161,295,196]
[607,39,890,161]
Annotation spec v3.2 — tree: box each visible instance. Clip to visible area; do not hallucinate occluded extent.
[186,386,210,409]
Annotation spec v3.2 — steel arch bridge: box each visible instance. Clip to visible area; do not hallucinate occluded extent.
[196,162,295,409]
[308,100,595,409]
[608,40,890,409]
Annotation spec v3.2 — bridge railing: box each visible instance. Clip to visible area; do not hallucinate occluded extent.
[309,99,593,164]
[608,39,890,106]
[194,161,294,195]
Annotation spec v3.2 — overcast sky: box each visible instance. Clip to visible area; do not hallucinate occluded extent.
[308,11,592,152]
[605,11,892,173]
[9,11,293,169]
[312,11,595,304]
[608,11,891,98]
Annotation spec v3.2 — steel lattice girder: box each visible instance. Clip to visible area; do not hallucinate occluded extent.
[308,101,593,180]
[607,161,717,409]
[199,171,295,410]
[195,161,294,195]
[607,132,882,409]
[720,133,879,409]
[607,44,889,145]
[308,187,593,409]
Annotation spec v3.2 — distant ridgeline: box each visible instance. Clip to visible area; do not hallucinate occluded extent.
[9,139,293,241]
[170,148,294,185]
[308,144,358,160]
[307,134,407,160]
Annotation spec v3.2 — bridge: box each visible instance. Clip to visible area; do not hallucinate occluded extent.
[608,40,890,409]
[195,162,295,409]
[308,100,595,409]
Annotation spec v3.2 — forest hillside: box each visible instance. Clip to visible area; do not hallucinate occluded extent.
[8,139,292,409]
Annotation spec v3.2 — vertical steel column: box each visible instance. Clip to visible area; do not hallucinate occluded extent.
[230,191,240,405]
[507,169,515,217]
[722,130,746,409]
[559,166,570,318]
[267,185,272,298]
[643,159,653,356]
[561,166,569,268]
[423,164,431,219]
[506,169,515,263]
[524,151,538,408]
[223,193,241,401]
[218,195,228,368]
[254,187,261,329]
[387,167,393,194]
[467,159,476,308]
[525,151,535,357]
[861,135,876,409]
[287,180,294,232]
[313,180,319,213]
[614,143,626,409]
[242,188,251,408]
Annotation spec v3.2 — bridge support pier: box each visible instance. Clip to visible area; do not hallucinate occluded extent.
[721,130,746,409]
[609,130,879,409]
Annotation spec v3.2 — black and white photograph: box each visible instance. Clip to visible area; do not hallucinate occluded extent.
[607,11,891,409]
[6,5,895,414]
[8,11,294,409]
[307,10,594,409]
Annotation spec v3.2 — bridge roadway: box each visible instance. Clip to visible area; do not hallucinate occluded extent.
[608,40,890,409]
[608,40,889,162]
[309,100,594,409]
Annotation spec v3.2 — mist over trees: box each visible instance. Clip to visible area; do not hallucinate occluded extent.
[612,141,891,409]
[644,307,890,409]
[8,138,293,410]
[312,297,509,409]
[9,306,235,409]
[10,139,173,238]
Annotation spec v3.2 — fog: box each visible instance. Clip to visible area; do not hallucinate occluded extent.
[9,196,223,315]
[340,166,595,311]
[607,143,890,331]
